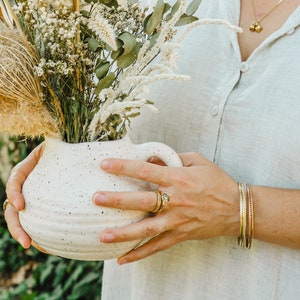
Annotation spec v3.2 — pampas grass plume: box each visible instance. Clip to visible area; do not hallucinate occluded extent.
[0,26,59,138]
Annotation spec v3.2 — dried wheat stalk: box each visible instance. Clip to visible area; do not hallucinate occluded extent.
[0,26,59,138]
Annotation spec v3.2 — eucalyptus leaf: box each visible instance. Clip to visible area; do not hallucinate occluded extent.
[87,38,101,52]
[165,0,180,21]
[176,14,198,26]
[80,10,89,17]
[118,32,137,55]
[163,3,171,14]
[95,62,110,79]
[117,43,141,68]
[111,39,124,60]
[186,0,202,16]
[145,0,165,34]
[95,72,116,95]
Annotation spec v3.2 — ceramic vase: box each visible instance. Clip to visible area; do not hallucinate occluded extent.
[20,136,181,260]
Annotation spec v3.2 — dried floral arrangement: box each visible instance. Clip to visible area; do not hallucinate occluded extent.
[0,0,202,143]
[0,0,242,143]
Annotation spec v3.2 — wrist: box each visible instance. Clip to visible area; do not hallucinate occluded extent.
[222,180,240,237]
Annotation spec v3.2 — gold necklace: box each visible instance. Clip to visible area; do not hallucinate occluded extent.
[250,0,286,33]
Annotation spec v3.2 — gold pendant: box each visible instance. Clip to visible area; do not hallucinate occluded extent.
[249,21,263,33]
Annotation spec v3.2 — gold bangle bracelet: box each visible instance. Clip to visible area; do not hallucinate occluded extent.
[238,183,246,248]
[246,184,254,249]
[237,183,254,249]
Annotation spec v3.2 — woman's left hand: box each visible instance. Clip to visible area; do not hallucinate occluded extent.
[92,152,240,264]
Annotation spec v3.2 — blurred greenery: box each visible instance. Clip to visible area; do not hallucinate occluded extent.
[0,137,103,299]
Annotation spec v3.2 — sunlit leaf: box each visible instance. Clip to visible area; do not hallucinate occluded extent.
[144,0,165,34]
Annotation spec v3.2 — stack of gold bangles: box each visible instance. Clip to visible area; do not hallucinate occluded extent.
[238,183,254,249]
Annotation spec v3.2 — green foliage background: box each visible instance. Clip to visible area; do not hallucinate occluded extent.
[0,137,103,299]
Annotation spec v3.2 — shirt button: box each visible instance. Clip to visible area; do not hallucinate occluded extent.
[240,62,249,72]
[211,105,219,116]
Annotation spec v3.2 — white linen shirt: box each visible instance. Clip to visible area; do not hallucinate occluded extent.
[102,0,300,299]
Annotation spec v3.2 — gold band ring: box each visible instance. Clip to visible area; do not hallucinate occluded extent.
[152,191,162,213]
[152,191,171,213]
[3,199,10,212]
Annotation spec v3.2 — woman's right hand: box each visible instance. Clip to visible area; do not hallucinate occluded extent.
[4,143,45,248]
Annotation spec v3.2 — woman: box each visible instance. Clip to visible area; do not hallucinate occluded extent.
[4,0,300,298]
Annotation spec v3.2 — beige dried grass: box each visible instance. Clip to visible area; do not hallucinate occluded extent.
[0,26,59,138]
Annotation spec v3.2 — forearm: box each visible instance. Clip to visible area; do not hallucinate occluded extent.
[252,185,300,249]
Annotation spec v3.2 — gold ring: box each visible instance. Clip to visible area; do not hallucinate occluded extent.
[152,191,162,213]
[152,191,171,213]
[3,199,10,212]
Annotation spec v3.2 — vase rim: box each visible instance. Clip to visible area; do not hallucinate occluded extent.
[44,134,131,146]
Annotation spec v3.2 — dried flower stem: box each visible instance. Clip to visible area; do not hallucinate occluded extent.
[178,18,243,43]
[73,0,82,92]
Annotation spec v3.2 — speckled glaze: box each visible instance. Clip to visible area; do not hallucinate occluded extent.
[20,136,182,261]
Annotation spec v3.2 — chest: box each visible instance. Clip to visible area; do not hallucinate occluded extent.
[238,0,300,61]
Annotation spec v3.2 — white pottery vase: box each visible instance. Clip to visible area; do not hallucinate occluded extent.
[20,136,182,261]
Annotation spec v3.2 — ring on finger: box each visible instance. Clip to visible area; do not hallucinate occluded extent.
[152,191,171,213]
[3,199,10,212]
[152,191,162,213]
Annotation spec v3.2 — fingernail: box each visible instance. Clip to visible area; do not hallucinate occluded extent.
[100,159,110,170]
[147,156,155,163]
[118,258,127,265]
[93,193,106,205]
[101,233,115,243]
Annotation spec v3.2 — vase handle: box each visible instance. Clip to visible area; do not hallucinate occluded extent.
[134,141,182,167]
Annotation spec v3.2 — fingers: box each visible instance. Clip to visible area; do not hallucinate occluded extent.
[100,158,172,186]
[6,142,44,211]
[99,213,169,244]
[147,156,167,166]
[93,189,174,213]
[93,190,168,212]
[4,203,31,248]
[178,152,210,167]
[6,168,26,211]
[4,144,44,248]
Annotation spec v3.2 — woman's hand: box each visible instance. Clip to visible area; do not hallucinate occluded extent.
[4,143,44,249]
[93,152,240,264]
